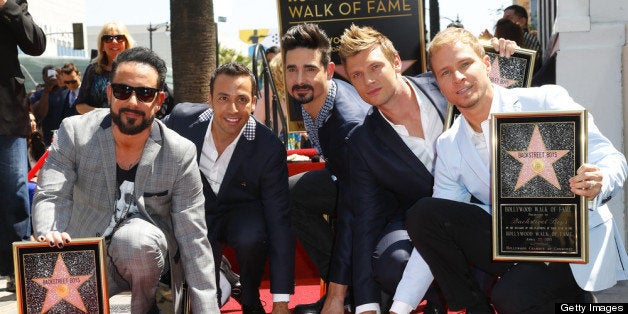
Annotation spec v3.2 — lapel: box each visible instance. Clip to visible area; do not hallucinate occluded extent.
[191,110,212,162]
[97,116,118,208]
[456,118,491,188]
[217,116,257,199]
[371,109,433,179]
[134,122,162,200]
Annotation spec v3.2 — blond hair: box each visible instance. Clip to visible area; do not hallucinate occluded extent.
[427,27,485,70]
[338,24,397,66]
[94,21,135,74]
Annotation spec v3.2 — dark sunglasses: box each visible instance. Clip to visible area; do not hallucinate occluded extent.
[102,34,126,43]
[64,80,78,85]
[110,83,159,103]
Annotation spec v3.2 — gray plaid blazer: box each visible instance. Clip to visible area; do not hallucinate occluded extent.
[32,109,219,313]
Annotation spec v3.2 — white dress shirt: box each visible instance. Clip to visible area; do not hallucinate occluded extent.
[356,78,442,314]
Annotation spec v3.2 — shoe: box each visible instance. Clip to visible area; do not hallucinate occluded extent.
[293,293,353,314]
[220,255,243,304]
[242,300,265,313]
[422,301,446,314]
[6,275,15,292]
[293,294,326,314]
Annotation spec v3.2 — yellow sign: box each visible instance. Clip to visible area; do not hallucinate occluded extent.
[239,29,270,44]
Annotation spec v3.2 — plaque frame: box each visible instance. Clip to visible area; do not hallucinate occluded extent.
[13,237,109,313]
[444,46,537,131]
[490,110,588,263]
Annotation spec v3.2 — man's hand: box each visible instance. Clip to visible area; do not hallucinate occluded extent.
[490,37,519,57]
[43,75,58,93]
[0,0,7,8]
[569,163,603,199]
[322,282,348,313]
[37,231,72,249]
[272,301,289,314]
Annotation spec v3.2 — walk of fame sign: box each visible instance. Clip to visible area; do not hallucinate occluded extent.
[490,111,588,263]
[13,238,109,313]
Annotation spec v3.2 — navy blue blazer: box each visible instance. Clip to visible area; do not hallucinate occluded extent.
[164,103,295,294]
[346,73,448,305]
[315,79,369,285]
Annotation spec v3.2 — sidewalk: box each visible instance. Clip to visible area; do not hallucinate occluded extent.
[1,276,626,313]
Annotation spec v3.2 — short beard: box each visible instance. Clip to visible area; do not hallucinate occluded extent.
[110,107,154,135]
[291,84,314,104]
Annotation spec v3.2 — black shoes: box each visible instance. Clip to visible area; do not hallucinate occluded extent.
[292,293,353,314]
[292,294,326,314]
[242,300,265,313]
[220,255,243,304]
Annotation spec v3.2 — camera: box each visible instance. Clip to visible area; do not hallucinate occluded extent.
[47,69,57,79]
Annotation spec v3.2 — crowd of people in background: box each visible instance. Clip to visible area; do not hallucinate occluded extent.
[2,0,627,314]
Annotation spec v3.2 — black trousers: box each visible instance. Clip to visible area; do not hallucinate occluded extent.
[406,197,584,313]
[289,168,337,281]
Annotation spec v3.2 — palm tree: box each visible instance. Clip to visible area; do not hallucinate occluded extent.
[170,0,216,104]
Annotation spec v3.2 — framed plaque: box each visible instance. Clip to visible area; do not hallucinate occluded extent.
[484,45,536,89]
[13,237,109,313]
[444,46,537,131]
[490,111,588,263]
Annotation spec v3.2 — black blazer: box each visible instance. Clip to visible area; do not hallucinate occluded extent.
[347,73,448,305]
[316,79,370,284]
[0,0,46,137]
[164,103,295,293]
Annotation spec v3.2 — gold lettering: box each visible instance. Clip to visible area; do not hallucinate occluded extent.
[338,2,352,15]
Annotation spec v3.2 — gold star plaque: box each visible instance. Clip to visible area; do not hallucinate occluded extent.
[490,111,588,263]
[12,238,109,313]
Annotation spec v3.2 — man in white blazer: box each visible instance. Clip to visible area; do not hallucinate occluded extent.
[406,27,628,313]
[32,47,218,313]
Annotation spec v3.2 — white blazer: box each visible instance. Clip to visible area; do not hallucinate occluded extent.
[433,84,628,291]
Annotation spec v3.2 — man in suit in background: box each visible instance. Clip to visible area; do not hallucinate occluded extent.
[407,27,628,313]
[164,62,294,314]
[338,25,449,314]
[282,23,370,313]
[32,47,219,313]
[0,0,46,292]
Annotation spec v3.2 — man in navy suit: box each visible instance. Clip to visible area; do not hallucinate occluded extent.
[283,23,370,313]
[407,27,628,313]
[164,62,294,314]
[338,25,450,314]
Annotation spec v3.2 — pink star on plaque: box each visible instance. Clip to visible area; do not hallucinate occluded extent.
[489,58,518,88]
[31,253,92,313]
[507,124,570,190]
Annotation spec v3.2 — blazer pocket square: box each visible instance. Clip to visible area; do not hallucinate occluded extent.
[144,190,168,197]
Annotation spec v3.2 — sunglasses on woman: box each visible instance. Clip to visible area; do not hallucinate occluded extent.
[102,34,126,43]
[110,83,160,103]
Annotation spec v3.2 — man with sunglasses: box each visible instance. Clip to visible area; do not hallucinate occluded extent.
[164,62,294,314]
[30,65,70,146]
[32,47,219,313]
[59,62,82,109]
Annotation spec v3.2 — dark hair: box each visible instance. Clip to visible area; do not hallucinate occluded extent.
[505,4,528,20]
[494,18,524,46]
[59,62,80,75]
[281,23,331,66]
[209,62,257,98]
[266,45,280,55]
[111,47,167,89]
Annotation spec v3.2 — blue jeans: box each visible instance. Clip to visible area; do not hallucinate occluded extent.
[0,135,30,275]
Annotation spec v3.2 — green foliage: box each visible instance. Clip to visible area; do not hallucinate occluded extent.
[219,46,252,68]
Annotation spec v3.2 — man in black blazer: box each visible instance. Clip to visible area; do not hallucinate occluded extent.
[338,25,449,314]
[0,0,45,290]
[282,23,370,313]
[164,63,294,314]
